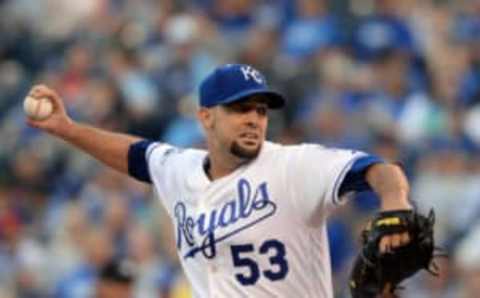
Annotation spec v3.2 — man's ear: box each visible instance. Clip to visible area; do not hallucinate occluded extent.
[197,107,213,130]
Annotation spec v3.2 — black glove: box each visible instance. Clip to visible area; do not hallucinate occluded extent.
[349,209,439,298]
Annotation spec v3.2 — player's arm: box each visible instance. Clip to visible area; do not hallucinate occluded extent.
[339,158,412,253]
[364,163,412,211]
[51,121,141,175]
[338,156,411,210]
[26,85,142,176]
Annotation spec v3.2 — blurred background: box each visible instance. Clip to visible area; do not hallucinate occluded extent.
[1,0,480,297]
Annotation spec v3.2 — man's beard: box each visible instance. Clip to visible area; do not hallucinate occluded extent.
[230,140,261,160]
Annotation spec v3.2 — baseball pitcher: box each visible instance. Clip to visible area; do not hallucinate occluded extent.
[26,64,435,297]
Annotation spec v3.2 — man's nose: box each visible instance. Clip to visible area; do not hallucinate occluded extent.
[244,109,261,126]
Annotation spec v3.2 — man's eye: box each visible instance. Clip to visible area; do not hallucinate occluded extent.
[256,106,267,116]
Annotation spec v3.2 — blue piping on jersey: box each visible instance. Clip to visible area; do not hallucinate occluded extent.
[332,157,357,205]
[334,155,384,204]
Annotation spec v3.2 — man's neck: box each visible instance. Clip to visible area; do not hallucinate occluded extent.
[204,152,246,181]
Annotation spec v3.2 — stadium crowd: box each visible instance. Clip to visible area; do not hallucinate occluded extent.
[1,0,480,297]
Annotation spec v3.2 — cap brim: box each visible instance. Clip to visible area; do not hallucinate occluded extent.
[215,88,286,109]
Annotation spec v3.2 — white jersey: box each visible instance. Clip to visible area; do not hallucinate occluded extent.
[146,141,367,298]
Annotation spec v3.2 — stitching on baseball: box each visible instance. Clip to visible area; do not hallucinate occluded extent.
[34,98,43,118]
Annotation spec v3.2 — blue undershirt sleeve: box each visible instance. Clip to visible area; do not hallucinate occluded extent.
[338,155,384,196]
[128,140,155,183]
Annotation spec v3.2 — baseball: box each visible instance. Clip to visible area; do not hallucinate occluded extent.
[23,96,53,121]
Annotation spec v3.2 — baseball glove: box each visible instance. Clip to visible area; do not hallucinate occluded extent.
[349,209,440,298]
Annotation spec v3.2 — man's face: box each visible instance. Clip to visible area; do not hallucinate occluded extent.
[200,95,269,160]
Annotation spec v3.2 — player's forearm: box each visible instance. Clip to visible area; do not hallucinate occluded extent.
[55,119,141,174]
[366,163,412,211]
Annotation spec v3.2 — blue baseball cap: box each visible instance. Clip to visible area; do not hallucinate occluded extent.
[199,64,286,109]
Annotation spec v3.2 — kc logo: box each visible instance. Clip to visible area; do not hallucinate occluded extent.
[240,66,264,84]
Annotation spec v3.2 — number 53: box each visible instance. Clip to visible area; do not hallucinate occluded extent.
[231,239,289,286]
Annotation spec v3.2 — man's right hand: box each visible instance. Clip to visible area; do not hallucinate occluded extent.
[26,85,73,136]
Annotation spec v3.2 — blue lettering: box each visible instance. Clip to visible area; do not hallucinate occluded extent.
[253,182,269,209]
[238,179,254,218]
[219,200,238,227]
[201,232,217,259]
[196,213,209,235]
[186,217,195,244]
[175,179,276,258]
[174,203,195,248]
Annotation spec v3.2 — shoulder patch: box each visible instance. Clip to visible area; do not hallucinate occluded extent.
[159,147,183,165]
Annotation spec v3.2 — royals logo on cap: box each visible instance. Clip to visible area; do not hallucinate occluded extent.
[239,65,264,84]
[199,64,286,109]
